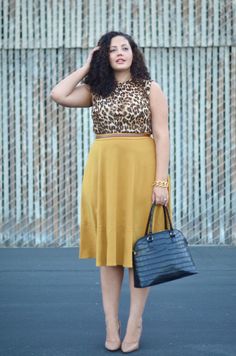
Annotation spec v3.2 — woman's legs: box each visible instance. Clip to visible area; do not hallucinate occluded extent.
[122,268,150,343]
[100,265,124,328]
[127,267,150,320]
[99,265,150,351]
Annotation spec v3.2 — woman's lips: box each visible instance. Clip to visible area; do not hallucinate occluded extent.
[116,59,125,63]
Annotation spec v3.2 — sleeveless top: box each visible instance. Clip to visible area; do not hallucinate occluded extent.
[91,78,153,134]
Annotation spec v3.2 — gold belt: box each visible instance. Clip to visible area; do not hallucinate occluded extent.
[96,133,151,139]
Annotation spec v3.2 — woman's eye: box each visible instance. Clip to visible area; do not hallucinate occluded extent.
[110,48,129,52]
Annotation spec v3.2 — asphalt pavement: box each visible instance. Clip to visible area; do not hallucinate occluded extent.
[0,246,235,356]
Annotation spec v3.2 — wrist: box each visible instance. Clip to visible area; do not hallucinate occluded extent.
[154,176,168,181]
[152,178,169,189]
[153,185,168,189]
[82,64,90,73]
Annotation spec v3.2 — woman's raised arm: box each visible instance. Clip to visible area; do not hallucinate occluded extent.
[50,46,100,108]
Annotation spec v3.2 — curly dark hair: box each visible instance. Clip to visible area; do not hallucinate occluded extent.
[82,31,151,97]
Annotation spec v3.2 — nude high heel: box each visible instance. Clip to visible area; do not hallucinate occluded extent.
[105,319,121,351]
[121,318,143,353]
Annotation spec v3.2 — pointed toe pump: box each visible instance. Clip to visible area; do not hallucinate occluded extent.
[105,319,121,351]
[121,319,143,353]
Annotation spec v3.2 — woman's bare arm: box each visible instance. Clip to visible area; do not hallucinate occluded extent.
[150,81,170,181]
[50,65,92,108]
[50,46,100,108]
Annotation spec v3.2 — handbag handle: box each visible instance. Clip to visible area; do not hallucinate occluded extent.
[145,203,174,235]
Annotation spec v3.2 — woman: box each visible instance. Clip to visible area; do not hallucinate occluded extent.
[51,31,172,353]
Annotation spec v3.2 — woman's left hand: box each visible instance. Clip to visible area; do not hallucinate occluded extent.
[152,186,169,206]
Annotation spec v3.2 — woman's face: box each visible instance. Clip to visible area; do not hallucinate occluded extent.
[108,36,133,72]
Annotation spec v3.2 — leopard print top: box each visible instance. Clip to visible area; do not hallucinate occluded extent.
[91,78,153,134]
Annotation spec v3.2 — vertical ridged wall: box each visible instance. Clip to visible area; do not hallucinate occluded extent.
[0,0,235,246]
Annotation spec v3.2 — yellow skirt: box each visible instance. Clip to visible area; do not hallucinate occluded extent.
[78,136,172,268]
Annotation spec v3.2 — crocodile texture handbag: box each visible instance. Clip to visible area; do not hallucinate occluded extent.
[132,203,198,288]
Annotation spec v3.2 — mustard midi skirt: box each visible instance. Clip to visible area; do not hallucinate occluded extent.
[78,136,172,268]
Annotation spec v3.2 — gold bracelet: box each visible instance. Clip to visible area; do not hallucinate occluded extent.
[152,179,169,188]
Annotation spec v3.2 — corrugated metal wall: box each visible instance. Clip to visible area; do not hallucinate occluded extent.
[0,0,235,246]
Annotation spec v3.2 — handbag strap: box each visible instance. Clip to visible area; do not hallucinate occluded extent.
[145,203,174,235]
[163,206,168,229]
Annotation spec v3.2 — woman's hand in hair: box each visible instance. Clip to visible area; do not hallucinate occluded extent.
[85,46,101,69]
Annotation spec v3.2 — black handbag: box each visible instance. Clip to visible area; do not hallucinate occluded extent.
[132,203,198,288]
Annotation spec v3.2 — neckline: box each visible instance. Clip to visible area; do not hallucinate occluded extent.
[115,78,133,85]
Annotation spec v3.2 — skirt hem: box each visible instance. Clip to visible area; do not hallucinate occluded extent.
[78,254,134,268]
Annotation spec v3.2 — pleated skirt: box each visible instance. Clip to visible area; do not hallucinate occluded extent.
[78,136,172,268]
